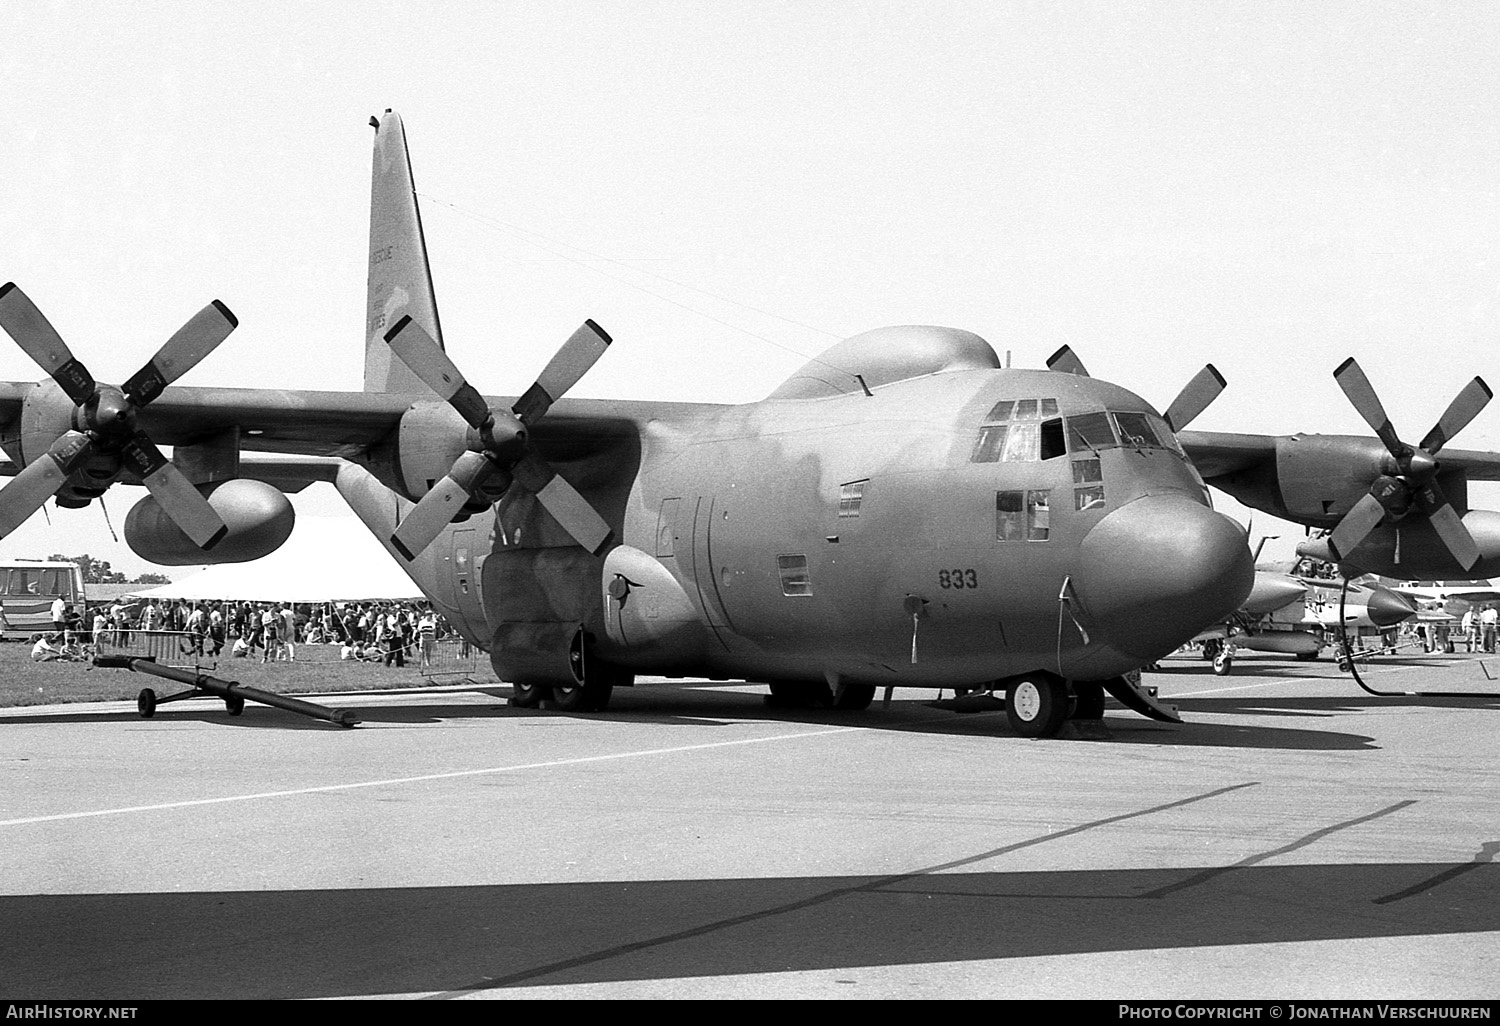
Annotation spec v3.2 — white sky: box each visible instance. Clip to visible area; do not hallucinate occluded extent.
[3,1,1500,577]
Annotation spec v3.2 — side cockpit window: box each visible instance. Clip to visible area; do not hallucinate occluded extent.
[971,399,1061,463]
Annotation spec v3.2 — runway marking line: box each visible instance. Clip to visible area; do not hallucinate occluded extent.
[0,726,861,828]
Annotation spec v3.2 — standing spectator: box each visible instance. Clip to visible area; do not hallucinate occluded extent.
[384,605,405,667]
[260,604,279,663]
[418,606,438,668]
[280,603,298,661]
[1483,604,1499,654]
[51,595,67,638]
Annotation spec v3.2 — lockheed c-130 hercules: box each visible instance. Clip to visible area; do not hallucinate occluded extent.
[3,110,1500,737]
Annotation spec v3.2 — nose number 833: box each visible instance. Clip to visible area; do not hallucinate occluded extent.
[938,569,979,590]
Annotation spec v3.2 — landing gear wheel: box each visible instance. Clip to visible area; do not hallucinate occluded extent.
[766,681,833,708]
[1202,639,1222,661]
[225,695,245,716]
[1070,681,1106,720]
[831,683,876,710]
[1212,651,1233,675]
[137,688,157,719]
[510,682,550,708]
[553,679,612,713]
[1005,677,1069,738]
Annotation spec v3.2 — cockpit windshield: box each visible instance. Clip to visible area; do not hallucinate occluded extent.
[970,399,1182,464]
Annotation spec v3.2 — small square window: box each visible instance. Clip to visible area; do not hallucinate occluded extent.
[777,554,812,596]
[1075,486,1106,512]
[1072,458,1102,484]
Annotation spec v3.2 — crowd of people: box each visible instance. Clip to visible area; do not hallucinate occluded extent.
[31,598,453,668]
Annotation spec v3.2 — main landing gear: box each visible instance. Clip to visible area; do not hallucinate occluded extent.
[509,630,632,713]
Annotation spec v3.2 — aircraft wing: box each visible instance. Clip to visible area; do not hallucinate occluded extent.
[1179,429,1500,482]
[0,382,691,487]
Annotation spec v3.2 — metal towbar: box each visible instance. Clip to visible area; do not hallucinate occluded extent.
[94,655,360,727]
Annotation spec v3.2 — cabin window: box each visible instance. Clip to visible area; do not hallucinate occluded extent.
[996,490,1051,542]
[777,554,812,596]
[838,480,867,518]
[971,399,1059,463]
[1075,486,1106,511]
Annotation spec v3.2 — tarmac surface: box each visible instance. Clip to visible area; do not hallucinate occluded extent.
[3,648,1499,1000]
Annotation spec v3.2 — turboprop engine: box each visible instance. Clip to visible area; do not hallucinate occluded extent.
[124,478,294,565]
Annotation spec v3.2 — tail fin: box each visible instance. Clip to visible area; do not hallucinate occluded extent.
[365,110,445,393]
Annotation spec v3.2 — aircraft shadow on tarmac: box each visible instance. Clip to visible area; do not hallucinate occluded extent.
[1,683,1385,751]
[7,858,1498,998]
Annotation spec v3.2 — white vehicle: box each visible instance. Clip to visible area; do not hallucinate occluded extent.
[0,559,86,639]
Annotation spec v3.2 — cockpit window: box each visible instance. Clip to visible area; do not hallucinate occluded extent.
[971,399,1060,463]
[1065,410,1182,455]
[1065,412,1116,452]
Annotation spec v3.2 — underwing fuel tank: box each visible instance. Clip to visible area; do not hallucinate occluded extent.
[125,478,295,565]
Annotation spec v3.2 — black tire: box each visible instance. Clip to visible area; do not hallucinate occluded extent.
[137,688,157,719]
[225,695,245,716]
[831,683,876,710]
[1213,652,1232,676]
[767,681,833,708]
[1005,677,1069,738]
[511,682,550,708]
[1071,681,1106,720]
[553,680,612,713]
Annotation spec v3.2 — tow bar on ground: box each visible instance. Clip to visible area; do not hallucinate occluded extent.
[93,655,360,727]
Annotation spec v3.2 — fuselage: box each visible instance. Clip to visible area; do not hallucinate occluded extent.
[382,363,1255,690]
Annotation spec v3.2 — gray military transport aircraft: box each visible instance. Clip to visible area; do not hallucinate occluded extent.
[1,111,1498,737]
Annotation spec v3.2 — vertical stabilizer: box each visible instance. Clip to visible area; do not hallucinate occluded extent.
[365,110,445,393]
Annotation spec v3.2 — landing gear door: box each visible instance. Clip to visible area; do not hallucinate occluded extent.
[450,526,489,643]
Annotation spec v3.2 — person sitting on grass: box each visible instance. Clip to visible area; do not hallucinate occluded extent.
[31,633,63,662]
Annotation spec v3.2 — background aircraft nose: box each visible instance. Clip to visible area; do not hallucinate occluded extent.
[1364,587,1418,627]
[1072,495,1255,659]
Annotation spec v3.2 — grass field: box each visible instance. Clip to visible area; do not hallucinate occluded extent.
[0,637,487,708]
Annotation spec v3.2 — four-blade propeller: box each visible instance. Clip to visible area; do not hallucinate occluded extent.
[0,283,235,549]
[1329,357,1491,570]
[382,315,615,561]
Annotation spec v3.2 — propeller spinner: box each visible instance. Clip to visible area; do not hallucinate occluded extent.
[0,283,235,549]
[1328,357,1491,570]
[382,315,615,560]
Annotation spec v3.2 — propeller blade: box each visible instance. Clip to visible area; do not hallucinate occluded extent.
[383,315,492,428]
[1163,364,1226,433]
[1333,357,1405,459]
[513,319,612,423]
[1327,491,1388,563]
[0,431,95,538]
[513,454,613,554]
[122,300,239,406]
[1045,345,1089,377]
[119,434,228,550]
[0,283,96,404]
[1418,377,1493,455]
[1412,480,1482,571]
[389,451,501,561]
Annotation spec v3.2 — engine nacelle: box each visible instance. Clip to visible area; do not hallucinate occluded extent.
[1207,434,1390,528]
[125,478,295,565]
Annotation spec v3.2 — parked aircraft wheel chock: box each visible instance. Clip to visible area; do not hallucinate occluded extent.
[98,655,358,727]
[1334,579,1500,699]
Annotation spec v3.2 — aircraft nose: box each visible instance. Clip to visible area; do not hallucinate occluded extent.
[1072,495,1255,659]
[1365,588,1417,627]
[1242,573,1308,615]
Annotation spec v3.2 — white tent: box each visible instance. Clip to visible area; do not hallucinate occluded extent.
[131,516,425,603]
